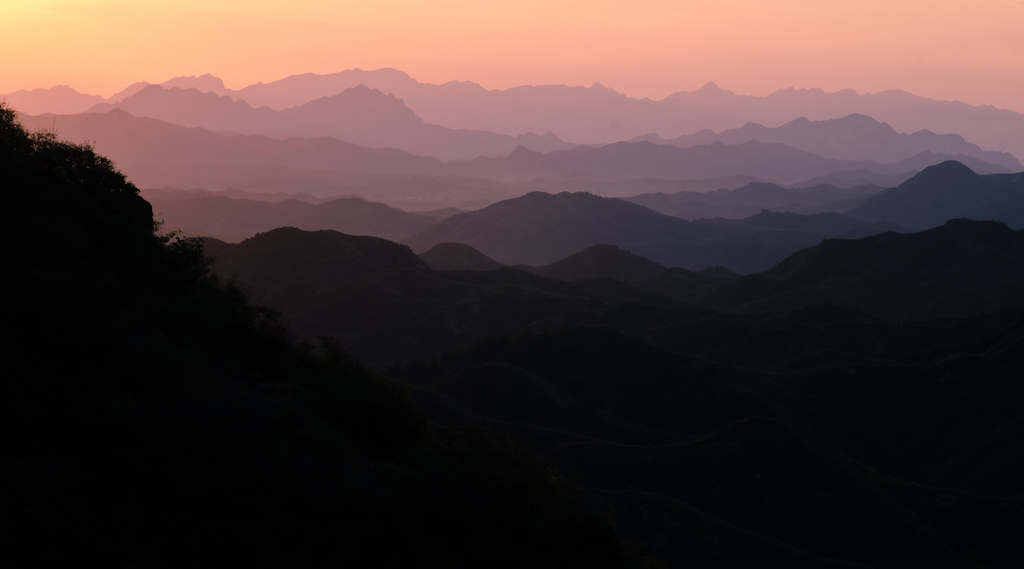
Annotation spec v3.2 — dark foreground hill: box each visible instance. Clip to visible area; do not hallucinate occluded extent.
[389,319,1024,568]
[0,103,627,566]
[147,194,437,243]
[201,220,1024,567]
[403,191,901,273]
[698,218,1024,319]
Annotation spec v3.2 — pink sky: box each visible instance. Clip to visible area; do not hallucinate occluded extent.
[4,0,1023,111]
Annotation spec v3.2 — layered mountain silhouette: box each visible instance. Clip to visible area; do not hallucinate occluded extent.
[19,110,1013,196]
[635,113,1021,170]
[402,191,900,272]
[86,84,575,160]
[1,103,626,567]
[127,69,1024,161]
[11,68,1024,162]
[12,90,1024,568]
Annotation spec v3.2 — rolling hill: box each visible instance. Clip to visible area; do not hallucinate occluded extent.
[403,191,902,272]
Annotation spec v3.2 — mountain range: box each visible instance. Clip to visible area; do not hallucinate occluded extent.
[86,84,574,161]
[10,68,1023,161]
[634,113,1021,170]
[21,110,1012,201]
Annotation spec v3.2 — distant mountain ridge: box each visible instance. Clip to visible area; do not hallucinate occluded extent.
[20,111,1011,191]
[135,69,1024,160]
[848,161,1024,229]
[86,84,575,160]
[9,67,1024,160]
[634,114,1021,171]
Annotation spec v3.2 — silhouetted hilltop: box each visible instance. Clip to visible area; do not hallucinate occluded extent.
[88,84,575,160]
[641,114,1021,170]
[702,218,1024,318]
[518,244,667,283]
[419,242,505,271]
[147,194,437,243]
[848,160,1024,229]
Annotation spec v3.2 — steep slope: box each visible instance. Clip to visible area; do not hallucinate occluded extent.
[701,218,1024,318]
[848,161,1024,229]
[419,242,505,271]
[148,194,437,243]
[518,244,667,282]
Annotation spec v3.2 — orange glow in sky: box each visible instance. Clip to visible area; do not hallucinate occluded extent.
[2,0,1023,110]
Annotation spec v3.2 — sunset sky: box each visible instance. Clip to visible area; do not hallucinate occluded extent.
[3,0,1023,110]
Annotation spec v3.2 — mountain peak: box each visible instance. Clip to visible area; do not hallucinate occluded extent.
[904,160,980,185]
